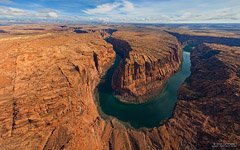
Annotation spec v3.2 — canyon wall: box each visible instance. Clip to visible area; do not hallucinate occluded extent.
[1,25,239,150]
[103,43,240,150]
[74,28,117,39]
[168,31,240,47]
[170,43,240,148]
[0,31,116,150]
[108,29,182,103]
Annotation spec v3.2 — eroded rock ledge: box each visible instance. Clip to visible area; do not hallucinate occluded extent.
[108,29,182,103]
[167,31,240,47]
[1,25,239,150]
[0,31,116,149]
[172,43,240,148]
[103,43,240,150]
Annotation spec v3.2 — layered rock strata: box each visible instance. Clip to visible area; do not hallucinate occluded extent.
[1,25,239,150]
[74,28,117,39]
[108,30,182,103]
[102,43,240,150]
[0,31,115,149]
[168,31,240,47]
[171,43,240,148]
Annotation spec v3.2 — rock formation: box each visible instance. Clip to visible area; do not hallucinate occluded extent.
[0,25,239,150]
[170,43,240,148]
[101,43,240,150]
[0,30,115,149]
[74,27,117,39]
[167,31,240,47]
[108,29,182,103]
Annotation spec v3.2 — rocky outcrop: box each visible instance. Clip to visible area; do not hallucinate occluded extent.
[106,37,132,57]
[109,30,182,103]
[1,25,239,150]
[102,43,240,149]
[74,28,117,39]
[0,31,115,149]
[168,31,240,46]
[169,43,240,148]
[0,30,7,33]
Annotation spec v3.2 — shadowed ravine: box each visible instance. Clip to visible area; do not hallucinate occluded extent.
[96,46,192,129]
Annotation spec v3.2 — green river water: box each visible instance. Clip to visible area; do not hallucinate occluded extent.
[97,46,191,129]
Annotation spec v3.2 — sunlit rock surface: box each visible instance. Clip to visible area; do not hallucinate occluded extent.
[0,30,115,149]
[0,25,239,150]
[108,29,182,103]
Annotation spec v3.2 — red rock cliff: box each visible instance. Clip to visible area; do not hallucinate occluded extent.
[101,43,240,150]
[0,31,115,150]
[109,29,182,103]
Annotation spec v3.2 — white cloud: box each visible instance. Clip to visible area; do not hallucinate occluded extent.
[83,0,135,15]
[0,6,26,16]
[48,12,58,18]
[37,9,59,18]
[0,6,59,20]
[122,0,134,11]
[83,2,121,14]
[0,0,239,23]
[82,0,240,23]
[0,0,13,4]
[171,7,240,23]
[98,17,110,22]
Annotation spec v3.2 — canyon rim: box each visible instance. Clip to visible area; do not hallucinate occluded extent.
[0,0,240,149]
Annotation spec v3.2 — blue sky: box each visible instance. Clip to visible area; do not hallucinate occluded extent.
[0,0,239,23]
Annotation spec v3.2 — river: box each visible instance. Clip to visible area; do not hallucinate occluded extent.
[96,46,192,129]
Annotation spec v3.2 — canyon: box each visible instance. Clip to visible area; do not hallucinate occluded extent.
[108,29,182,103]
[0,24,239,149]
[0,28,115,149]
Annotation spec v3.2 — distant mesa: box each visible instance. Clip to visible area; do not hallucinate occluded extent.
[0,30,7,33]
[73,29,88,33]
[23,28,45,30]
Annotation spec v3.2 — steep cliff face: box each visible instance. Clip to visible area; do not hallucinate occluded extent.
[74,27,117,39]
[106,37,132,57]
[109,30,182,103]
[102,43,240,150]
[1,25,239,150]
[0,31,115,150]
[168,31,240,47]
[169,43,240,148]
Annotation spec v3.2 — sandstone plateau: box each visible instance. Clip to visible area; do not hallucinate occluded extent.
[99,34,240,150]
[0,25,239,150]
[0,27,116,149]
[108,29,182,103]
[173,43,240,148]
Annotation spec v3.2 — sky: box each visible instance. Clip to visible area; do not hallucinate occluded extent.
[0,0,240,23]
